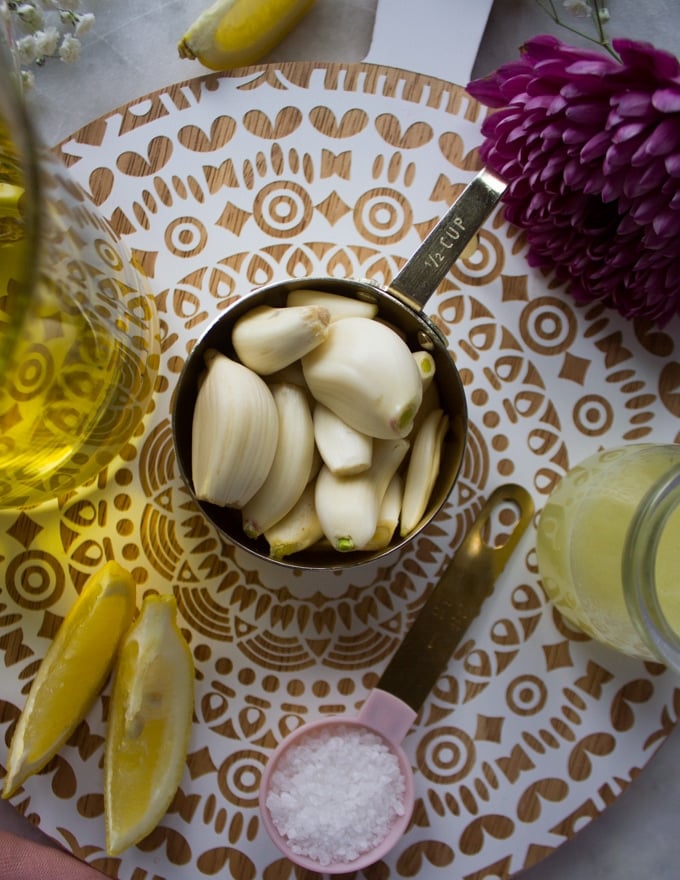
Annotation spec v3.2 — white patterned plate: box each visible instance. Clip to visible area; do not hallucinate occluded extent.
[1,61,679,880]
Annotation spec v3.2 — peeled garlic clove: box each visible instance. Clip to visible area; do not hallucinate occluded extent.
[413,350,436,391]
[400,408,448,537]
[262,447,323,559]
[241,382,315,537]
[307,445,323,483]
[264,481,324,560]
[408,376,442,439]
[191,353,279,508]
[286,289,379,321]
[232,304,330,375]
[265,359,307,388]
[302,316,423,439]
[315,437,409,552]
[313,403,373,476]
[362,473,403,551]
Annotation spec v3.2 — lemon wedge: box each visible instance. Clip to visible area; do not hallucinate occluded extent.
[104,594,194,856]
[2,561,136,799]
[178,0,316,71]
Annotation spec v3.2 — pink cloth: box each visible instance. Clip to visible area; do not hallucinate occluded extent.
[0,831,107,879]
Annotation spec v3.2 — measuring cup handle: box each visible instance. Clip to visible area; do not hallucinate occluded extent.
[357,688,418,746]
[389,167,507,309]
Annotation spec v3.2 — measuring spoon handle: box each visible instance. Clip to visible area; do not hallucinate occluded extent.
[376,484,534,716]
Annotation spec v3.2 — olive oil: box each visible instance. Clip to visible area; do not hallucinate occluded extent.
[0,115,159,508]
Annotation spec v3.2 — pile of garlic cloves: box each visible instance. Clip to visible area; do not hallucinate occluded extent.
[190,289,449,559]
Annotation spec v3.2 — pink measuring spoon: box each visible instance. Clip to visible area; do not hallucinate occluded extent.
[259,484,534,873]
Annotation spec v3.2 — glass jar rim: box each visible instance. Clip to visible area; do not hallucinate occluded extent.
[0,20,44,375]
[623,458,680,675]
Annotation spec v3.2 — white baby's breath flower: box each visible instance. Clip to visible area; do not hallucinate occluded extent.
[598,6,610,22]
[563,0,591,17]
[20,68,35,90]
[16,3,45,30]
[74,11,94,36]
[34,25,60,57]
[6,0,94,75]
[15,34,38,64]
[58,32,80,62]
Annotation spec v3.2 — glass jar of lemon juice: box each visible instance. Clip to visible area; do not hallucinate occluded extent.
[536,444,680,673]
[0,25,159,508]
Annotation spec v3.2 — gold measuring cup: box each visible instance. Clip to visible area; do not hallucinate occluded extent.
[172,168,506,569]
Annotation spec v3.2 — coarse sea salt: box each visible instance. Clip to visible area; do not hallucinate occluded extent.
[265,724,407,866]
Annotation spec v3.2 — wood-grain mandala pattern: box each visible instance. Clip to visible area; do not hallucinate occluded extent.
[1,62,679,880]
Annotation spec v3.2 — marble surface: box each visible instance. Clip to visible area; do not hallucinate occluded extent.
[3,0,680,877]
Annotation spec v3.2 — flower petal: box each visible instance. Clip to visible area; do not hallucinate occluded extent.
[611,91,653,118]
[565,100,609,125]
[580,130,612,163]
[617,39,680,78]
[652,87,680,113]
[653,209,680,239]
[624,159,671,197]
[632,117,680,160]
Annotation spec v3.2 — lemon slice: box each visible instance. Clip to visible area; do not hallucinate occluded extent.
[104,594,194,856]
[178,0,316,71]
[2,561,136,799]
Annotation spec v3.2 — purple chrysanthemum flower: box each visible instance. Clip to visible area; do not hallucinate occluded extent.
[467,35,680,326]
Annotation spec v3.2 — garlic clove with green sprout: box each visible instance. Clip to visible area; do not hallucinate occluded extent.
[314,437,409,552]
[412,350,436,391]
[302,316,423,439]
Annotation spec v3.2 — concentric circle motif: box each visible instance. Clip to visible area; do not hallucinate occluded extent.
[572,394,614,437]
[8,344,54,402]
[506,675,549,717]
[253,180,313,237]
[5,551,65,610]
[451,228,504,286]
[417,726,476,785]
[354,187,413,244]
[94,237,125,271]
[164,216,208,258]
[519,297,578,356]
[0,61,678,880]
[216,750,269,808]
